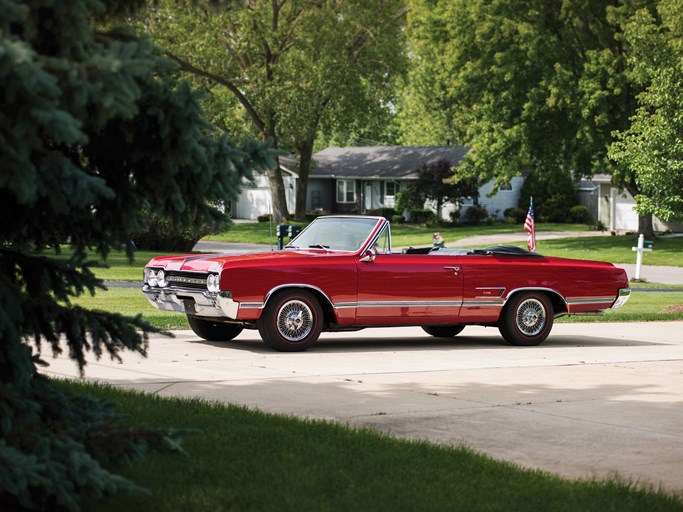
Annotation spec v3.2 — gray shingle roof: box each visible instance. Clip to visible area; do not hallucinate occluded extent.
[309,146,469,179]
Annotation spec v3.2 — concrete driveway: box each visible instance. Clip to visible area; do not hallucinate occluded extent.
[43,321,683,494]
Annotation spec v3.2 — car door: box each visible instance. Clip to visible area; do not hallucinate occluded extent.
[355,253,464,323]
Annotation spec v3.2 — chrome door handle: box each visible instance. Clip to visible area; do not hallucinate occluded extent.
[443,266,460,276]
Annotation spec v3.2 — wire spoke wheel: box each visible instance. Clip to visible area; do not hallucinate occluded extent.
[257,290,323,351]
[277,299,313,342]
[499,292,553,346]
[515,298,546,336]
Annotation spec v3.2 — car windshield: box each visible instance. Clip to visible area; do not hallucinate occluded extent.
[287,217,382,252]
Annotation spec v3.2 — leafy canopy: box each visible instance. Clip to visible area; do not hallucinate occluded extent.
[609,0,683,222]
[398,0,653,192]
[136,0,408,220]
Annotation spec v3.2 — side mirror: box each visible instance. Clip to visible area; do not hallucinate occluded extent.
[359,246,377,263]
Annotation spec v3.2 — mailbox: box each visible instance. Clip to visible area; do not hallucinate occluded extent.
[288,224,302,239]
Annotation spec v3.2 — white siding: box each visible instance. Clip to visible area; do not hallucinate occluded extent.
[233,174,296,220]
[459,177,524,220]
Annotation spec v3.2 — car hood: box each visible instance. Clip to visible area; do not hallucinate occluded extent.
[146,249,349,273]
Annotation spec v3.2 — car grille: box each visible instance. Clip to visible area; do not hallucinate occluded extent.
[164,271,208,291]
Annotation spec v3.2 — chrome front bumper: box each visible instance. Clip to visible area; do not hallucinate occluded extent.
[142,285,239,319]
[611,288,631,309]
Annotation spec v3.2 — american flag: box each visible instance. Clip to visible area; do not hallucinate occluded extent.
[524,198,536,252]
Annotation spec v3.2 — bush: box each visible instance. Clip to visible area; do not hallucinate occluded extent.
[504,207,527,224]
[519,168,578,222]
[408,209,436,225]
[129,210,221,252]
[395,190,424,213]
[257,214,273,223]
[464,205,489,225]
[391,215,405,224]
[569,205,591,224]
[366,207,397,220]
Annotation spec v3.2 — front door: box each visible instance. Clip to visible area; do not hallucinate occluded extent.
[364,182,373,212]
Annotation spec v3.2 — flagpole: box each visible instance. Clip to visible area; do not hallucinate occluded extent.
[524,197,536,252]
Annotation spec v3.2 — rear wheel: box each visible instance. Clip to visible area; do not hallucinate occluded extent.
[422,325,465,338]
[187,316,243,342]
[498,292,553,346]
[257,290,323,352]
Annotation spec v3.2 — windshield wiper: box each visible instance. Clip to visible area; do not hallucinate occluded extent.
[308,244,330,249]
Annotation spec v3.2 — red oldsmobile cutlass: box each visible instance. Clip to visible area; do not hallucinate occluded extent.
[143,215,631,351]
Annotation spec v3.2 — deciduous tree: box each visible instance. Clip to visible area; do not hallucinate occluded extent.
[407,159,479,219]
[610,0,683,222]
[399,0,658,236]
[137,0,407,220]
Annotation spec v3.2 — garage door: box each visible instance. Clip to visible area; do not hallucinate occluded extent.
[614,193,638,231]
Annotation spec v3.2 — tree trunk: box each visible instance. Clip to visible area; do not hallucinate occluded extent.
[638,213,655,239]
[294,140,314,221]
[623,181,655,238]
[268,160,290,222]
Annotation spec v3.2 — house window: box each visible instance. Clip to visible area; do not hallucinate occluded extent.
[336,179,356,203]
[385,181,399,197]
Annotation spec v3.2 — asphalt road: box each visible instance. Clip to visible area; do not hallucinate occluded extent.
[43,321,683,495]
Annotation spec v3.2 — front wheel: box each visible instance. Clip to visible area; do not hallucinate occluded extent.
[187,316,243,342]
[498,292,553,346]
[422,325,465,338]
[257,290,323,351]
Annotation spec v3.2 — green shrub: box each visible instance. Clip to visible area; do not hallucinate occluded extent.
[464,205,489,225]
[391,215,405,224]
[367,207,397,220]
[570,205,591,224]
[408,209,436,224]
[257,214,273,223]
[395,190,424,213]
[519,168,577,222]
[129,210,222,252]
[504,207,527,224]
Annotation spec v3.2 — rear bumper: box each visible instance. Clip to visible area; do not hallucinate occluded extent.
[142,285,239,319]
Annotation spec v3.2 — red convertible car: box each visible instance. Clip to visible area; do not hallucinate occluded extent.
[143,215,630,351]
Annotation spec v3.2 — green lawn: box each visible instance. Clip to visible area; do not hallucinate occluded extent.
[205,220,593,246]
[479,235,683,267]
[62,381,682,512]
[53,227,683,511]
[63,220,682,326]
[55,225,682,288]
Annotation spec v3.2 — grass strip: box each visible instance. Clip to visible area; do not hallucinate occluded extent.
[58,381,682,512]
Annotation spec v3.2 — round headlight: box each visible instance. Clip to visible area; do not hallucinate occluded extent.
[147,268,158,287]
[157,269,167,288]
[207,273,220,293]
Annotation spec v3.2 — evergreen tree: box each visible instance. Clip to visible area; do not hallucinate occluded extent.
[0,0,274,509]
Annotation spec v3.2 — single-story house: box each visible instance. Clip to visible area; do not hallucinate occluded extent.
[579,174,683,232]
[305,145,522,220]
[232,149,680,234]
[232,145,523,220]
